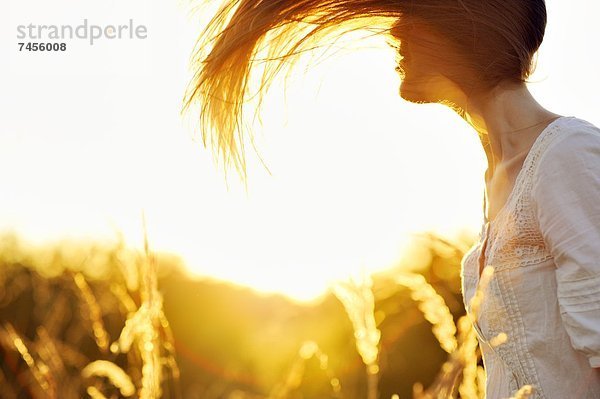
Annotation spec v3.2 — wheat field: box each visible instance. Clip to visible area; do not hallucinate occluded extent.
[0,231,532,399]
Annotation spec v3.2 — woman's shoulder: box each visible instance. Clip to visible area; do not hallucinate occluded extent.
[535,116,600,174]
[546,116,600,145]
[528,116,600,202]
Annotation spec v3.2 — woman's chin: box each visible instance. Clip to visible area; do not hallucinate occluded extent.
[398,80,429,104]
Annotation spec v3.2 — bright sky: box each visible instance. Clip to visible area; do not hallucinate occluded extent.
[1,0,599,302]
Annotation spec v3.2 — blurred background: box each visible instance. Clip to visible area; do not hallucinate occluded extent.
[0,233,469,398]
[1,0,599,397]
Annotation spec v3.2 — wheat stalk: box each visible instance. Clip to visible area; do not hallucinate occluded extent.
[269,340,342,399]
[82,360,136,397]
[510,384,535,399]
[72,272,110,352]
[395,273,458,353]
[332,271,381,399]
[0,323,55,398]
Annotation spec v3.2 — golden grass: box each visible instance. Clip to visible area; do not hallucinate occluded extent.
[333,272,381,399]
[268,340,342,399]
[0,230,180,399]
[0,322,56,398]
[0,231,537,399]
[395,273,457,354]
[331,257,534,399]
[81,360,135,396]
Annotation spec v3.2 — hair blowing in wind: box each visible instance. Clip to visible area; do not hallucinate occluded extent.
[180,0,546,183]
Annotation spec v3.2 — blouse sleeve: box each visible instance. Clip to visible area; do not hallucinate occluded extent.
[531,128,600,368]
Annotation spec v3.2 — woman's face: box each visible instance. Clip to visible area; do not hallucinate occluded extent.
[390,18,466,105]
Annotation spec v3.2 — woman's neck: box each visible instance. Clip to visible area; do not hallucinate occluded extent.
[461,81,562,174]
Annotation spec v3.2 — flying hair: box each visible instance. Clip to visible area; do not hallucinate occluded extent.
[181,0,547,183]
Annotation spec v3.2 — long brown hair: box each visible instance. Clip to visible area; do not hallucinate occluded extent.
[181,0,547,183]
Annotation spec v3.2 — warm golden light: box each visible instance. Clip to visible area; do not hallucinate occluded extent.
[1,1,599,303]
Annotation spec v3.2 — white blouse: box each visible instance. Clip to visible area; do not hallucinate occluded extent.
[460,116,600,399]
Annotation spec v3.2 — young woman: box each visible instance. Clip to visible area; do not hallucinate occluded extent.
[181,1,600,397]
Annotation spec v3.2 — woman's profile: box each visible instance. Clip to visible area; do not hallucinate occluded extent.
[181,0,600,397]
